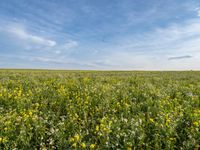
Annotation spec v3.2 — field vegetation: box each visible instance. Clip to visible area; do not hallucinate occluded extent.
[0,70,200,149]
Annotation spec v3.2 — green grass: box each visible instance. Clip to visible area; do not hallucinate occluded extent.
[0,70,200,149]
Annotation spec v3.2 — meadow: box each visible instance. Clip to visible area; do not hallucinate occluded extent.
[0,70,200,149]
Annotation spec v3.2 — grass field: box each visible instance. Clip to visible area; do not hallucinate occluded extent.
[0,70,200,149]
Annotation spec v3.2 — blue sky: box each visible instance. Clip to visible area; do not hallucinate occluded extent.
[0,0,200,70]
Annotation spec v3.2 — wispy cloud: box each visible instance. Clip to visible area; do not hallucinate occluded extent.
[168,55,193,60]
[31,57,64,64]
[197,9,200,17]
[7,24,56,47]
[0,22,79,57]
[61,40,78,50]
[31,56,99,69]
[91,18,200,70]
[99,18,200,59]
[0,0,200,70]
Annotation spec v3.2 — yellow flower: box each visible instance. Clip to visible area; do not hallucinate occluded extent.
[90,144,95,149]
[170,138,176,141]
[81,142,86,148]
[18,90,22,97]
[149,118,154,123]
[3,88,7,93]
[103,127,110,133]
[29,111,33,116]
[127,142,132,150]
[95,125,99,132]
[100,123,105,128]
[166,118,171,126]
[69,137,74,143]
[193,120,200,127]
[74,134,80,141]
[125,103,130,108]
[0,137,8,143]
[72,143,77,148]
[127,147,132,150]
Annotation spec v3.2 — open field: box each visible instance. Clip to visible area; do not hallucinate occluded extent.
[0,70,200,149]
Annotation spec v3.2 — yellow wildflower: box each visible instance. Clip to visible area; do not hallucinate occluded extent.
[72,143,77,148]
[193,120,200,127]
[125,102,130,108]
[29,111,33,116]
[170,138,176,141]
[69,137,74,143]
[18,90,22,97]
[90,144,95,149]
[149,118,154,123]
[0,137,8,143]
[95,125,99,132]
[127,142,132,150]
[81,142,86,148]
[127,147,132,150]
[74,134,80,141]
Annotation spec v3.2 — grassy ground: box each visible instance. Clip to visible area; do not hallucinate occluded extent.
[0,70,200,149]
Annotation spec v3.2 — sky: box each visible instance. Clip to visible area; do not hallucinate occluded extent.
[0,0,200,70]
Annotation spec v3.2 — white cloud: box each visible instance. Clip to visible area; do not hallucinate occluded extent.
[194,7,200,17]
[198,10,200,17]
[2,23,79,55]
[2,15,200,70]
[49,40,78,55]
[91,18,200,70]
[64,40,78,49]
[115,18,200,53]
[32,57,63,63]
[7,25,56,47]
[31,56,98,69]
[55,50,61,54]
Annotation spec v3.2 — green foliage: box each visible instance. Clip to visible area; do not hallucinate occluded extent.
[0,70,200,149]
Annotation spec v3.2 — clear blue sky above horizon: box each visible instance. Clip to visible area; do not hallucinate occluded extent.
[0,0,200,70]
